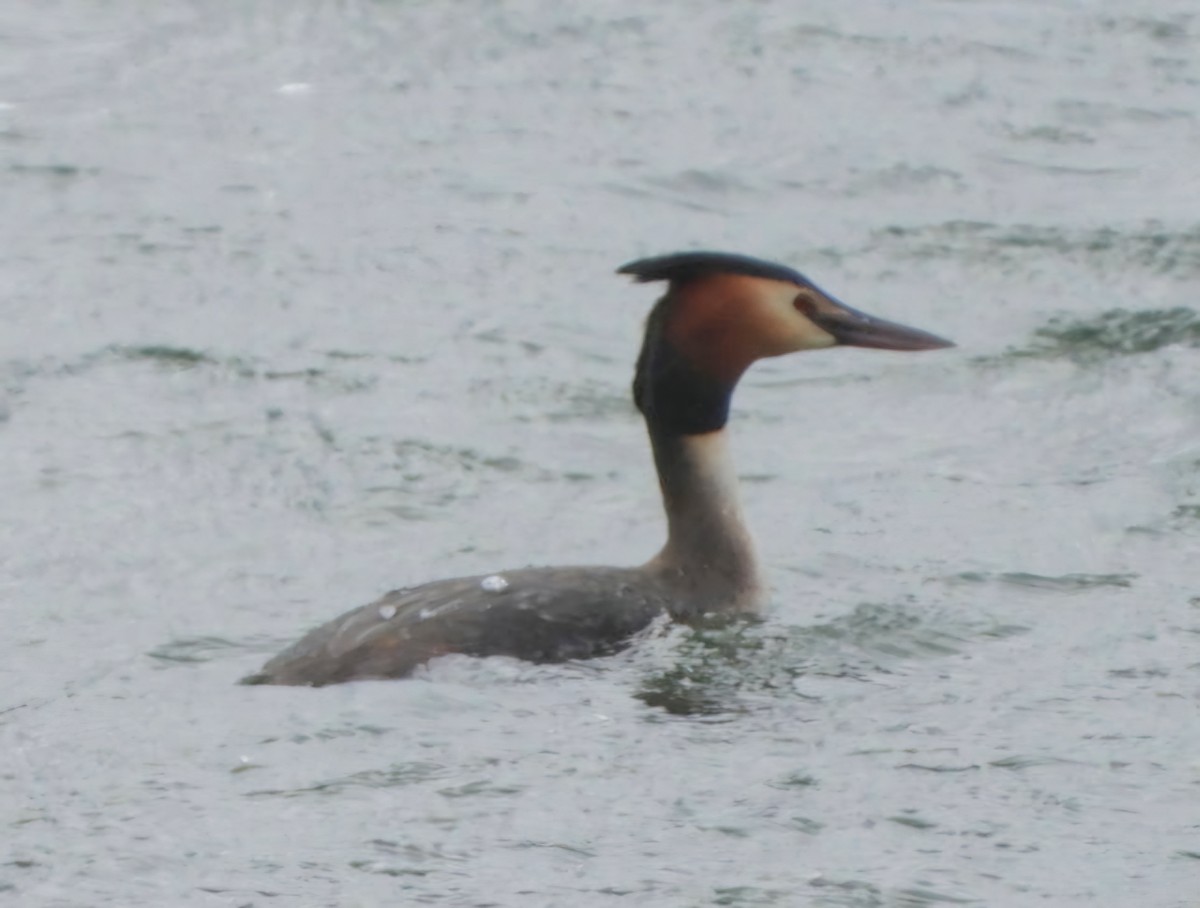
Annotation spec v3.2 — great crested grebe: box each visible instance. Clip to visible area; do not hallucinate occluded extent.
[242,251,952,686]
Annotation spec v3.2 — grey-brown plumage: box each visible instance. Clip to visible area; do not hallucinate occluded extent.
[241,568,672,686]
[242,251,952,686]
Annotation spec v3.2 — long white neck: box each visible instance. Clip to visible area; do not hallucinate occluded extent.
[643,427,764,616]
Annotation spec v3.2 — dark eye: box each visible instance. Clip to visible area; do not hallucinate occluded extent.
[793,293,818,316]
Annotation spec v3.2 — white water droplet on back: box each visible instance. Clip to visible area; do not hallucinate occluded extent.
[480,574,509,592]
[378,604,397,619]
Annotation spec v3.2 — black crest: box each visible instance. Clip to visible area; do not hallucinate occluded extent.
[617,251,810,288]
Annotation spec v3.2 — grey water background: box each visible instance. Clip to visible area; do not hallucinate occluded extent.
[2,1,1198,905]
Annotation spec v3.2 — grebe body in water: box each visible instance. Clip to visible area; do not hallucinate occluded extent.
[242,252,951,686]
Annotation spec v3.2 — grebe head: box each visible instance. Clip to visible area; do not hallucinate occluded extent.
[620,251,952,434]
[622,250,951,366]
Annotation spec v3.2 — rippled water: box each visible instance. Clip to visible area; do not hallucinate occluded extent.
[3,2,1198,906]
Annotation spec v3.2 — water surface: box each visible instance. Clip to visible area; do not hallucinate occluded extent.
[2,2,1198,906]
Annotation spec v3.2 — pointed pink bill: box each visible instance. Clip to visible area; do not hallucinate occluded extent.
[812,296,953,352]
